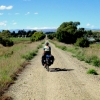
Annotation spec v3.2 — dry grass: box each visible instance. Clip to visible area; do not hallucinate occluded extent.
[84,44,100,59]
[0,40,44,97]
[51,40,100,67]
[52,40,100,59]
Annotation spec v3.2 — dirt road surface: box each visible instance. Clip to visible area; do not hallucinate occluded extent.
[5,42,100,100]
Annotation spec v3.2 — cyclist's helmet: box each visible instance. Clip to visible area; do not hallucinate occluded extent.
[45,42,49,45]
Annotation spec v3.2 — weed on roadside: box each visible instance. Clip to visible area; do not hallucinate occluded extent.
[87,69,98,75]
[85,55,100,67]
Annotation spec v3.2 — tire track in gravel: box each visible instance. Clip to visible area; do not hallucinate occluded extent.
[4,42,100,100]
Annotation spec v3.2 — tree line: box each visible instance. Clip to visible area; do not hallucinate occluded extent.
[0,30,45,46]
[47,21,100,47]
[1,21,100,47]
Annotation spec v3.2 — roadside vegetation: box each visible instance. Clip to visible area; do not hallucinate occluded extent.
[1,20,100,99]
[10,37,30,44]
[0,29,45,98]
[47,21,100,75]
[48,21,100,47]
[0,40,44,96]
[30,31,45,42]
[87,69,98,75]
[50,40,100,75]
[0,30,14,47]
[48,23,100,74]
[22,43,43,61]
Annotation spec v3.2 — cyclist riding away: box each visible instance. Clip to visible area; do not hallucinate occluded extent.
[41,42,54,67]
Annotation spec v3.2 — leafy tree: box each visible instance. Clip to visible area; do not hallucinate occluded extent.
[17,30,26,37]
[30,31,45,42]
[75,28,86,39]
[0,30,11,39]
[56,29,71,43]
[0,37,2,43]
[24,30,36,37]
[1,38,14,46]
[0,30,14,46]
[75,37,90,47]
[56,21,81,43]
[11,31,17,37]
[86,30,93,36]
[47,33,56,39]
[84,30,93,38]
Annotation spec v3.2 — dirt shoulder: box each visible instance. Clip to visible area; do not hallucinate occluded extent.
[4,42,100,100]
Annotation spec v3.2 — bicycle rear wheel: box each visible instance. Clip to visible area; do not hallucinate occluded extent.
[46,65,49,72]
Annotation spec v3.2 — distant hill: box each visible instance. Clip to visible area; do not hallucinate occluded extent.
[85,28,100,32]
[0,28,57,33]
[35,29,57,33]
[0,28,100,33]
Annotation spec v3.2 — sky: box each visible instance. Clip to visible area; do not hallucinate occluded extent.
[0,0,100,30]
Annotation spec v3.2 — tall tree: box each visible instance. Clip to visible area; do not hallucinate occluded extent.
[56,21,81,43]
[0,30,11,38]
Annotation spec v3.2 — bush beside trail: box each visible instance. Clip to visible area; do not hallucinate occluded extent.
[47,33,56,40]
[30,31,45,42]
[0,40,44,98]
[0,38,14,47]
[75,37,90,47]
[0,30,14,47]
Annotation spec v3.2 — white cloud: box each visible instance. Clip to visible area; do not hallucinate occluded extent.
[0,5,13,10]
[0,21,7,26]
[12,20,17,25]
[86,23,90,27]
[0,13,3,15]
[6,6,13,10]
[34,12,38,15]
[86,23,95,28]
[25,12,30,15]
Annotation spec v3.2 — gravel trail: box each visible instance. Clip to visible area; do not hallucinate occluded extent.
[5,42,100,100]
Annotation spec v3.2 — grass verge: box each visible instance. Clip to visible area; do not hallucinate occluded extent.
[0,40,44,99]
[50,40,100,69]
[87,69,98,75]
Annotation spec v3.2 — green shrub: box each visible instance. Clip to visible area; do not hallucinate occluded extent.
[0,37,2,43]
[61,46,67,51]
[85,56,92,64]
[67,47,79,54]
[55,44,67,51]
[47,33,56,39]
[1,38,14,47]
[37,44,43,49]
[87,69,98,75]
[0,30,14,46]
[30,31,45,42]
[47,34,54,39]
[76,51,85,61]
[22,50,37,60]
[4,51,13,58]
[84,55,100,67]
[75,37,90,47]
[92,58,100,67]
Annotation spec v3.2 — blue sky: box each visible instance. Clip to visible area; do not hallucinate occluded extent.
[0,0,100,30]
